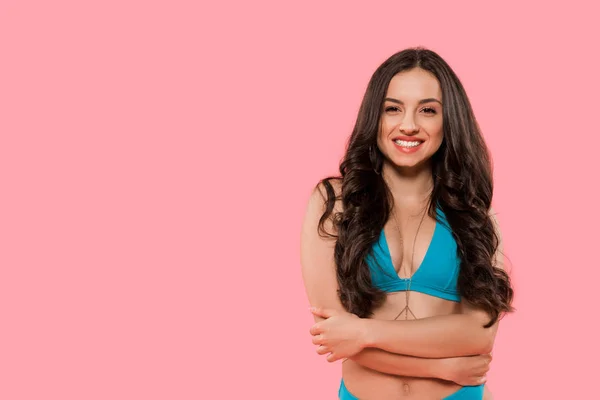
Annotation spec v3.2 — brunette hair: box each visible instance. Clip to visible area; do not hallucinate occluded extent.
[316,47,514,327]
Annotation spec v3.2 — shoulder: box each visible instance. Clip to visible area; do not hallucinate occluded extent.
[312,177,342,205]
[305,178,344,223]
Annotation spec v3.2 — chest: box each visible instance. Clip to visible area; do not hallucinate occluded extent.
[365,207,462,301]
[382,213,437,278]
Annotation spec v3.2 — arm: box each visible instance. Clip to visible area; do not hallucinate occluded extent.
[361,208,506,358]
[348,349,443,378]
[300,183,449,378]
[350,349,491,386]
[363,306,498,358]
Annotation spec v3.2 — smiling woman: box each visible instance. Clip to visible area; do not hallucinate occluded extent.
[379,71,444,165]
[300,47,514,400]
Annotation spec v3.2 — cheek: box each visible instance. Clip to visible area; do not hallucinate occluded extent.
[427,125,444,149]
[380,116,397,133]
[377,129,385,144]
[431,131,444,147]
[378,118,398,142]
[376,125,389,148]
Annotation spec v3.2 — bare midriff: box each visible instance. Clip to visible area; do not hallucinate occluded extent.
[342,291,472,400]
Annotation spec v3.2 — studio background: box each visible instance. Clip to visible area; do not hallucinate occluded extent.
[1,1,598,399]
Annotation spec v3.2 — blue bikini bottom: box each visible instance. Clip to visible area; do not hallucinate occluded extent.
[339,378,484,400]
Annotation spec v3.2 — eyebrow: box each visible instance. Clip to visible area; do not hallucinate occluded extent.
[384,97,443,106]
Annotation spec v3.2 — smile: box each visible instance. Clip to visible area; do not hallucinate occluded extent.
[393,139,423,148]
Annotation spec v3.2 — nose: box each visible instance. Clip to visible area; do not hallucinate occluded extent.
[398,115,419,134]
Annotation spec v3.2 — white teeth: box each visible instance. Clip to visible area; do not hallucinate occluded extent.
[394,140,422,148]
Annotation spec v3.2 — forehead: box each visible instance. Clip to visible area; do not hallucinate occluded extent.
[385,68,442,100]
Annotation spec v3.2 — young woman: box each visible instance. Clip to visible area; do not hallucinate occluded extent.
[300,47,514,400]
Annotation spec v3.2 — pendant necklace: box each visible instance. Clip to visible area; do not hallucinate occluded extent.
[391,200,429,321]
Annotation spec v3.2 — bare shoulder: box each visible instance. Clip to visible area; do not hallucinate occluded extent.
[302,178,344,237]
[310,177,343,212]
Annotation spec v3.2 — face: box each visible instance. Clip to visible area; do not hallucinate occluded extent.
[377,68,444,170]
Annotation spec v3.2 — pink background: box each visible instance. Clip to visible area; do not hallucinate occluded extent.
[1,1,599,399]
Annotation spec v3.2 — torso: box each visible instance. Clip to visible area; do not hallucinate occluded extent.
[341,208,470,399]
[342,292,465,399]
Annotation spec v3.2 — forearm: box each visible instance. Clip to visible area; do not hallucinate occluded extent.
[365,314,495,358]
[349,348,445,379]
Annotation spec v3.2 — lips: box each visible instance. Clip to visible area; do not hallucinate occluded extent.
[391,136,423,142]
[391,136,425,153]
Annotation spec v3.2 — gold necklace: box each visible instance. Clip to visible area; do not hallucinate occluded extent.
[390,201,429,321]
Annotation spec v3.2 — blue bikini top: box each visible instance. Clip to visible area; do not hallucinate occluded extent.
[366,206,462,302]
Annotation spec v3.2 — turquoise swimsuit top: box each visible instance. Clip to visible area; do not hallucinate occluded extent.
[366,206,462,302]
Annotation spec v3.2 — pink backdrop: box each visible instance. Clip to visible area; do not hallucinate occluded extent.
[2,1,599,399]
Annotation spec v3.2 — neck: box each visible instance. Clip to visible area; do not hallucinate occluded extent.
[382,160,434,206]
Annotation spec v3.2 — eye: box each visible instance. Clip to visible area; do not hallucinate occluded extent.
[385,106,401,113]
[422,107,437,114]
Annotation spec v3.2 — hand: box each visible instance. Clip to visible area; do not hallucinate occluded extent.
[439,353,492,386]
[309,307,368,362]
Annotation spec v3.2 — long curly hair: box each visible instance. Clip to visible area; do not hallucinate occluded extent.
[316,47,514,328]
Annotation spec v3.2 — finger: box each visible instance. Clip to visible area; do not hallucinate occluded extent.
[481,358,491,370]
[478,354,492,365]
[316,345,329,355]
[310,307,335,319]
[312,334,324,345]
[326,353,339,363]
[464,375,486,386]
[475,364,490,375]
[309,323,322,336]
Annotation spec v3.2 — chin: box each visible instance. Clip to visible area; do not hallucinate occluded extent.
[393,160,424,169]
[387,154,431,170]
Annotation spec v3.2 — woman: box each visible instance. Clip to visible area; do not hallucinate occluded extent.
[300,47,514,400]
